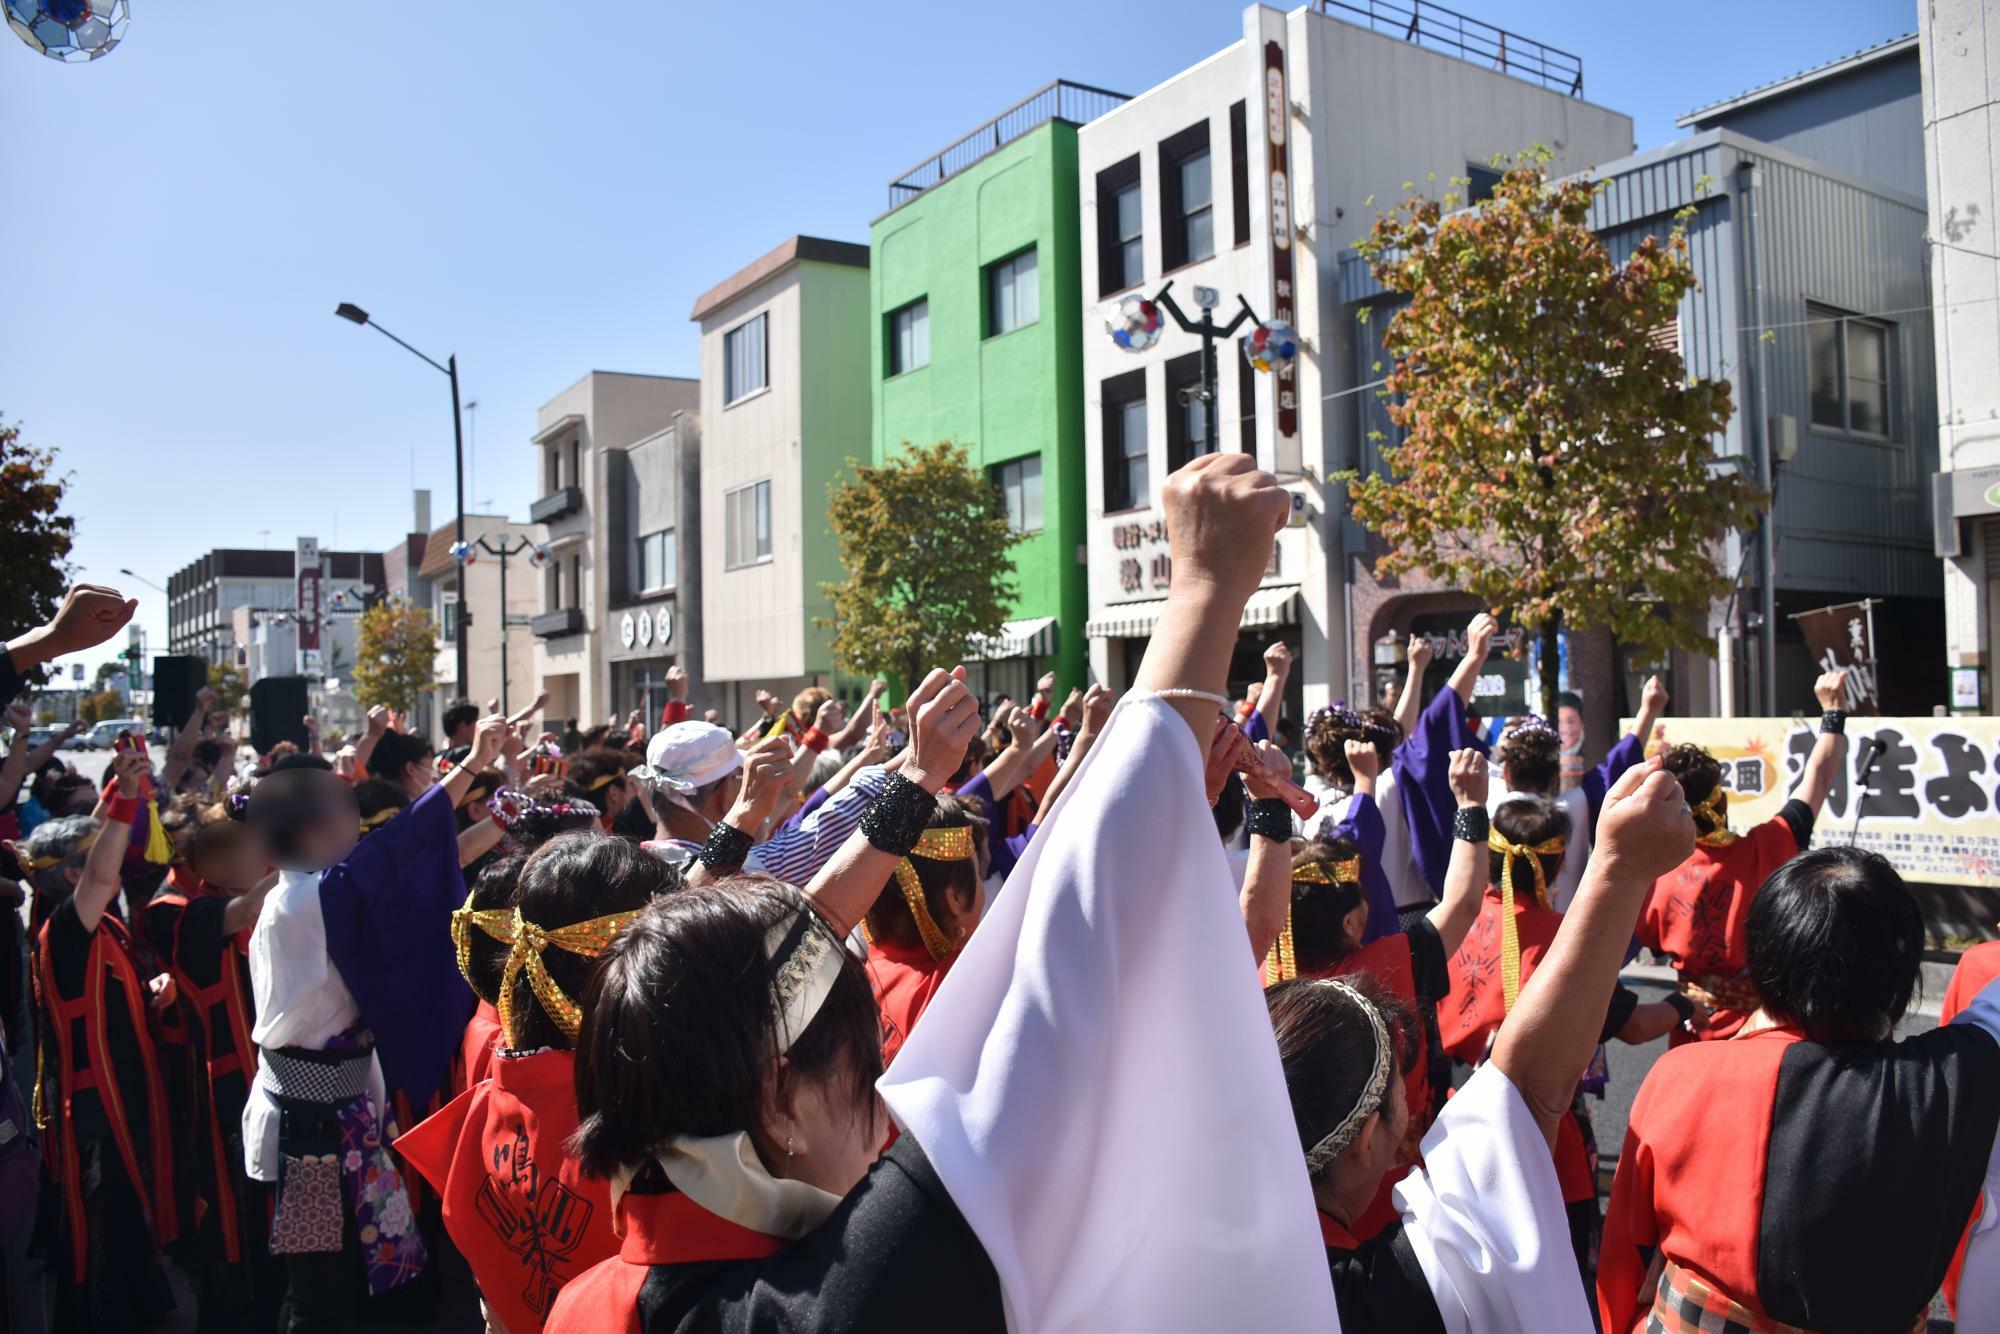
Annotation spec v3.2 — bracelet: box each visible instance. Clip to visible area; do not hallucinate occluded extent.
[801,726,830,753]
[1820,710,1846,735]
[1153,687,1231,710]
[1246,797,1293,842]
[698,820,756,875]
[107,796,141,826]
[1451,806,1490,842]
[859,772,938,858]
[1665,991,1697,1025]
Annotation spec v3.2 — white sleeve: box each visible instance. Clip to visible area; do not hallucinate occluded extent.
[1390,1062,1594,1333]
[1949,975,2000,1333]
[1550,789,1591,913]
[248,872,359,1050]
[1377,770,1421,908]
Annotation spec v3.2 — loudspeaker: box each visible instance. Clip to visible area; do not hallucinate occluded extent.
[151,656,208,730]
[249,676,311,755]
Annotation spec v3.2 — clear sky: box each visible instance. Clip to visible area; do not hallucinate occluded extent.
[6,0,1914,679]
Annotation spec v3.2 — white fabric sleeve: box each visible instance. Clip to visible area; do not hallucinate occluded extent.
[1378,769,1424,909]
[878,695,1340,1333]
[1390,1062,1595,1333]
[1550,788,1592,913]
[1949,974,2000,1333]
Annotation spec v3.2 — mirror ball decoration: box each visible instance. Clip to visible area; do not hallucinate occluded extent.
[7,0,129,62]
[1106,295,1164,353]
[449,540,477,565]
[1241,320,1299,374]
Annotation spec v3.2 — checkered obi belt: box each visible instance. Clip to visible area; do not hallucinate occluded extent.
[1647,1258,1925,1334]
[258,1044,375,1108]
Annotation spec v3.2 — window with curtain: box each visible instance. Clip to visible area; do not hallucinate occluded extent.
[1102,370,1148,513]
[1158,120,1214,270]
[725,481,773,568]
[1096,154,1144,295]
[987,248,1040,337]
[888,299,930,375]
[992,456,1045,534]
[1807,303,1892,438]
[636,530,676,593]
[724,313,768,405]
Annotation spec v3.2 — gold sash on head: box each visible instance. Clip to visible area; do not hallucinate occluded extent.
[451,889,637,1044]
[867,825,977,962]
[1693,788,1738,848]
[1488,830,1566,1010]
[1264,857,1362,987]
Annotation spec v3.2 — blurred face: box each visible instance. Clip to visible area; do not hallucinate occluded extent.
[1557,706,1583,750]
[196,836,272,894]
[292,806,360,872]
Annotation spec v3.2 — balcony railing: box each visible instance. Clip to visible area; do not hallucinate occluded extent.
[886,79,1131,212]
[529,485,583,524]
[1317,0,1583,97]
[532,607,584,639]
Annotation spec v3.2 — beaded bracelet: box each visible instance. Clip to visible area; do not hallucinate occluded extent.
[1154,687,1231,710]
[1246,797,1293,842]
[1820,709,1846,736]
[1452,806,1490,842]
[860,773,938,858]
[698,820,756,875]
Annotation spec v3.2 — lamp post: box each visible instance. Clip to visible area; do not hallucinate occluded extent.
[1152,280,1258,454]
[462,535,544,715]
[334,301,469,700]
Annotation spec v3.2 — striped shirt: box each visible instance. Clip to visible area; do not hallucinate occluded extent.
[651,765,892,886]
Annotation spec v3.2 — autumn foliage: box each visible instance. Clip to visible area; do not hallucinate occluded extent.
[1345,152,1762,717]
[352,598,439,716]
[0,415,75,651]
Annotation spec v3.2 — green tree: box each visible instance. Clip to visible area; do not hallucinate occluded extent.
[0,415,75,653]
[79,690,123,725]
[352,599,438,715]
[1345,151,1761,720]
[207,661,248,715]
[94,661,127,686]
[820,441,1022,689]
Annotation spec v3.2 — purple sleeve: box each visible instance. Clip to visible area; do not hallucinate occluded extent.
[1582,731,1645,835]
[953,771,1000,838]
[775,784,833,837]
[1239,710,1271,746]
[1330,792,1399,944]
[1391,688,1489,898]
[319,782,474,1105]
[992,822,1037,886]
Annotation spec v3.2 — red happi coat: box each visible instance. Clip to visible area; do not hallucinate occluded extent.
[545,1189,786,1334]
[397,1047,619,1334]
[865,936,958,1071]
[1637,816,1796,1043]
[459,999,503,1092]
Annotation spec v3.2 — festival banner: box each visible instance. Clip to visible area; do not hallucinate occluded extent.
[1627,714,2000,887]
[1790,599,1880,715]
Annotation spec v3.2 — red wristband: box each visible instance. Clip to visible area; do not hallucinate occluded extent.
[801,726,830,754]
[1030,696,1050,720]
[107,796,141,825]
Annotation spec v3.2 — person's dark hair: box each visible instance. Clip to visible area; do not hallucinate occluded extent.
[245,767,359,863]
[506,832,680,1052]
[354,779,408,827]
[192,738,223,771]
[1661,743,1725,837]
[462,852,525,1006]
[608,794,653,841]
[365,730,435,783]
[1304,707,1399,787]
[1555,691,1584,715]
[570,881,884,1180]
[563,749,630,804]
[442,701,481,738]
[1748,846,1924,1041]
[39,772,96,817]
[864,794,988,950]
[269,752,333,774]
[1494,722,1561,795]
[1212,772,1245,842]
[948,734,990,789]
[1266,973,1419,1176]
[579,724,614,752]
[1290,836,1367,975]
[1490,797,1568,900]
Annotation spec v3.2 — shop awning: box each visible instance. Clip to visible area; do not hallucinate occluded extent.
[1085,587,1299,640]
[965,615,1060,661]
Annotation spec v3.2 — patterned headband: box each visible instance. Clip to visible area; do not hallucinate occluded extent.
[466,902,639,1045]
[766,902,847,1055]
[1307,705,1399,746]
[882,825,978,962]
[488,788,600,833]
[1692,787,1737,848]
[1502,715,1558,744]
[1302,979,1394,1173]
[1265,858,1363,986]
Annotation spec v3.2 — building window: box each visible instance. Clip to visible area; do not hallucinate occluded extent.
[1102,370,1148,513]
[546,560,561,612]
[569,437,582,489]
[1808,304,1891,438]
[992,456,1044,534]
[725,480,773,569]
[1238,348,1258,456]
[987,248,1039,337]
[1165,352,1213,470]
[569,555,582,610]
[440,592,458,644]
[1465,164,1503,204]
[1229,99,1250,247]
[546,446,560,492]
[724,313,768,405]
[1159,121,1214,270]
[888,299,930,375]
[1096,155,1144,296]
[636,529,676,593]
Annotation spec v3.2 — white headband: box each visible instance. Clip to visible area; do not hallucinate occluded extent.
[765,904,846,1055]
[1302,979,1394,1173]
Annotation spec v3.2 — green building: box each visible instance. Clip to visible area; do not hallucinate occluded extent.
[870,81,1128,698]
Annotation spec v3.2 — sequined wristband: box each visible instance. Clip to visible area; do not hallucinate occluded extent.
[860,773,938,858]
[1666,991,1697,1024]
[1820,710,1846,735]
[1452,806,1490,842]
[1246,797,1293,842]
[698,821,756,875]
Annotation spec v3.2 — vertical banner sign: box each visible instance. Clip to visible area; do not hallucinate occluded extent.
[1791,599,1879,715]
[1263,40,1299,469]
[296,536,323,657]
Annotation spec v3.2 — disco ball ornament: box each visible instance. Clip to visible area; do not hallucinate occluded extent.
[449,540,476,565]
[1106,295,1164,353]
[1241,320,1300,374]
[7,0,129,62]
[527,543,550,568]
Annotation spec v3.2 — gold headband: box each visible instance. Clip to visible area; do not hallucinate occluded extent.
[11,826,102,875]
[451,888,518,1001]
[1265,858,1363,985]
[454,895,638,1045]
[586,772,621,793]
[358,807,399,834]
[880,825,977,963]
[1489,830,1567,1010]
[1693,788,1738,848]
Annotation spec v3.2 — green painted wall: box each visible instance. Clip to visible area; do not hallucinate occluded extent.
[870,121,1088,693]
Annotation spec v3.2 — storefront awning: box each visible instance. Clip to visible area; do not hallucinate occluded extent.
[965,615,1060,661]
[1085,587,1299,640]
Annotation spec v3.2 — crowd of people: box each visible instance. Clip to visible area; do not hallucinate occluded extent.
[1,452,1998,1333]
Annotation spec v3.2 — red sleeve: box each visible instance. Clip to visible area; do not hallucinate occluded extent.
[1598,1121,1659,1332]
[659,700,689,727]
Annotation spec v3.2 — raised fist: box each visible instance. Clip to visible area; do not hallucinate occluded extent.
[1406,634,1434,673]
[1447,747,1488,808]
[1597,757,1695,881]
[1161,455,1291,606]
[1813,669,1849,713]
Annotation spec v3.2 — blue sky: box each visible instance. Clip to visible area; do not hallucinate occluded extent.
[6,0,1913,676]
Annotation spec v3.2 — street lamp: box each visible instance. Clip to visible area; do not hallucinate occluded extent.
[334,301,470,699]
[1108,280,1260,454]
[455,536,546,714]
[118,567,166,594]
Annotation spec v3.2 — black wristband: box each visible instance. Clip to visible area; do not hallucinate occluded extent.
[860,772,938,858]
[1246,797,1293,842]
[1452,806,1490,842]
[698,820,756,876]
[1665,991,1697,1024]
[1820,709,1846,735]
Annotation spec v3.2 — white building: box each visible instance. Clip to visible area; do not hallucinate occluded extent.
[1922,1,2000,710]
[419,514,543,726]
[690,236,871,728]
[1077,3,1632,713]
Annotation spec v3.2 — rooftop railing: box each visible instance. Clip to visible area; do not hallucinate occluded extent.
[886,79,1131,212]
[1317,0,1584,97]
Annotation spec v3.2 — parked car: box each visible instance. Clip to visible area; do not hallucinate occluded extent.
[25,727,54,749]
[59,730,95,751]
[85,719,149,751]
